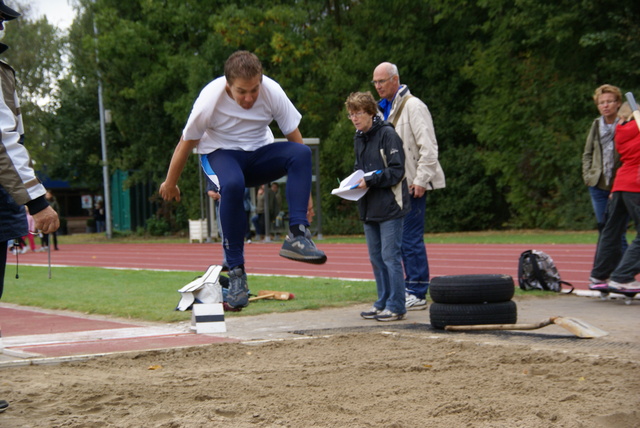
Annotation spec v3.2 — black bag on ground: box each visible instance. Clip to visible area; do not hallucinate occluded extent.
[517,250,574,293]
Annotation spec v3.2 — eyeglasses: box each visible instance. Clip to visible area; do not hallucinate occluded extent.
[598,100,618,106]
[347,111,367,120]
[371,78,391,86]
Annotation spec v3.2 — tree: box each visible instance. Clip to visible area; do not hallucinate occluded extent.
[3,1,66,172]
[38,0,640,233]
[461,0,640,228]
[318,0,509,232]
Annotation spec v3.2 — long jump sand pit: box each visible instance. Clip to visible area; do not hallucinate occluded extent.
[1,330,638,427]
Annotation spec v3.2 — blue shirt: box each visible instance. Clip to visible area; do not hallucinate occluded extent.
[378,89,399,120]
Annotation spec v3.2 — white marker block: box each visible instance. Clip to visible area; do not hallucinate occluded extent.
[191,303,226,333]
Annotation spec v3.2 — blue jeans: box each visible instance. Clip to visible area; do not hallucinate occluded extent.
[364,217,406,315]
[251,213,264,237]
[401,193,430,299]
[591,192,640,283]
[589,186,610,226]
[589,186,628,252]
[205,142,312,268]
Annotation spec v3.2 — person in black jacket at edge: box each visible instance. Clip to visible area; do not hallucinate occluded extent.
[0,0,61,414]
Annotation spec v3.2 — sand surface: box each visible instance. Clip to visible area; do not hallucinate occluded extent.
[1,329,639,427]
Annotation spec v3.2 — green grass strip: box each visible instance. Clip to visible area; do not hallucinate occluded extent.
[2,265,552,324]
[2,266,378,323]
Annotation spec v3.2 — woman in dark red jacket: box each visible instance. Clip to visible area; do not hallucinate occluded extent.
[590,103,640,289]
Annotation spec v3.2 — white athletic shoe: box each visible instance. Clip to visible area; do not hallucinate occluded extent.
[608,280,640,290]
[405,293,427,311]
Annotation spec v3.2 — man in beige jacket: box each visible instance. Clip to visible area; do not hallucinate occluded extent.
[372,62,445,311]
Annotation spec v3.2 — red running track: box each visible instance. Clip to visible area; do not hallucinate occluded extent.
[8,242,599,290]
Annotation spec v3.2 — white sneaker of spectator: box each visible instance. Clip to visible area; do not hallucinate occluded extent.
[405,293,427,311]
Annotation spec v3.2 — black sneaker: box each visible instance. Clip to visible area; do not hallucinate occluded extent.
[279,228,327,264]
[360,306,382,319]
[226,267,249,308]
[0,400,8,413]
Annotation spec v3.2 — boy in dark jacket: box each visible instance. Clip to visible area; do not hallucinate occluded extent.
[345,92,410,321]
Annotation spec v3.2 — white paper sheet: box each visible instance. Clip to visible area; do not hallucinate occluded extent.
[176,265,223,311]
[331,170,380,201]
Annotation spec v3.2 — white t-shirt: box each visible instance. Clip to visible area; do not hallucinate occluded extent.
[182,75,302,154]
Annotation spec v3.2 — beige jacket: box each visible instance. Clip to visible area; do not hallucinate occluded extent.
[386,85,445,191]
[0,60,46,206]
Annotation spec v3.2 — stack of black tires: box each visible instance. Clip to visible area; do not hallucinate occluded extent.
[429,274,517,330]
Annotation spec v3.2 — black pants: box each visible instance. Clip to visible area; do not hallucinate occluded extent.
[591,191,640,283]
[41,232,58,249]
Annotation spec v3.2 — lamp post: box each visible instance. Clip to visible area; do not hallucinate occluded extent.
[93,17,112,239]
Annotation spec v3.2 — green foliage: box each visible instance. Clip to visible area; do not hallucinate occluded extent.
[3,2,66,171]
[461,0,640,228]
[3,5,64,105]
[44,77,105,188]
[19,0,640,233]
[112,229,134,238]
[320,114,361,235]
[145,216,170,236]
[426,145,509,232]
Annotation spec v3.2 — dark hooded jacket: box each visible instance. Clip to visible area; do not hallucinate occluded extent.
[354,116,410,222]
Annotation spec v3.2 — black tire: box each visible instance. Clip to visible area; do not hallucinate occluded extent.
[429,301,517,330]
[429,274,514,304]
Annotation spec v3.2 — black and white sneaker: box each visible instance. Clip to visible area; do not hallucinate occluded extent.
[360,306,382,319]
[227,267,249,308]
[0,399,8,413]
[279,227,327,264]
[588,276,608,286]
[374,309,405,322]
